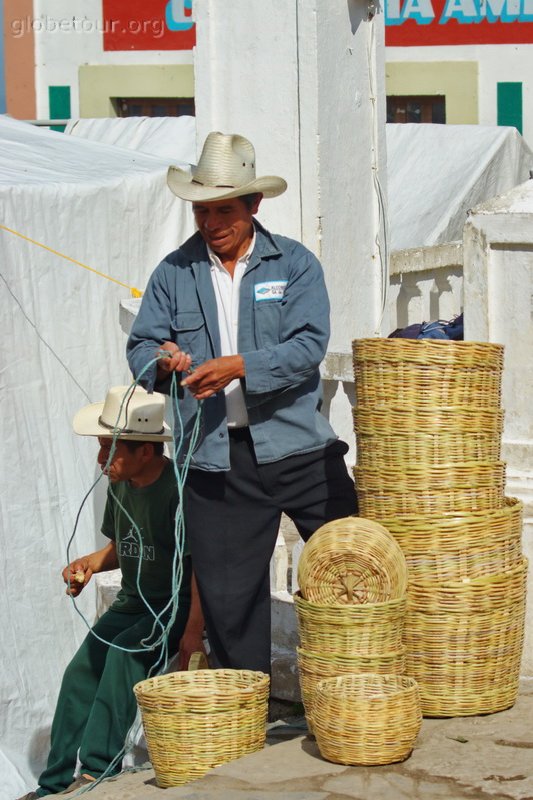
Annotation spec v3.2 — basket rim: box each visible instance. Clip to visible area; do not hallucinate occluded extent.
[297,645,407,661]
[134,668,270,700]
[380,496,521,528]
[315,672,419,697]
[353,403,504,414]
[293,590,407,612]
[353,338,503,349]
[408,555,528,591]
[354,460,506,474]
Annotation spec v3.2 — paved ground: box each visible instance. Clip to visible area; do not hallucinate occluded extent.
[74,680,533,800]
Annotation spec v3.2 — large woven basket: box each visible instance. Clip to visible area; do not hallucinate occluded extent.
[134,669,269,787]
[354,405,503,467]
[356,430,501,468]
[352,339,503,409]
[354,405,504,437]
[407,557,528,614]
[294,591,406,656]
[297,517,408,605]
[355,462,505,493]
[298,646,406,732]
[380,497,523,582]
[404,600,526,717]
[356,462,505,517]
[313,673,422,766]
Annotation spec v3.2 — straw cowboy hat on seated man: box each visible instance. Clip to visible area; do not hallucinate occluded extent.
[127,131,358,676]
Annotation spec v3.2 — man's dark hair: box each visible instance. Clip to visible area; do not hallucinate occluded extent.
[123,440,164,457]
[240,192,262,211]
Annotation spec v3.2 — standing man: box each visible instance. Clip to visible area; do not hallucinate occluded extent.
[18,386,204,799]
[127,132,357,676]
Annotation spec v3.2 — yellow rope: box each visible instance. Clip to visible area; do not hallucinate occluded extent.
[0,223,143,298]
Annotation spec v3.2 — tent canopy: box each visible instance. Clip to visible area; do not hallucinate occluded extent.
[64,114,197,166]
[387,123,533,251]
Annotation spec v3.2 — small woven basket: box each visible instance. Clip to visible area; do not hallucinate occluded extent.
[297,646,406,733]
[313,673,422,766]
[404,600,526,717]
[352,339,503,409]
[380,497,523,582]
[294,591,406,656]
[134,669,269,787]
[297,517,408,605]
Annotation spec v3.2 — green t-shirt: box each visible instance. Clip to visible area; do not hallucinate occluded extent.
[101,458,190,614]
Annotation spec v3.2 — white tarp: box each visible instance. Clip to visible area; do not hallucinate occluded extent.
[0,115,194,799]
[387,123,533,251]
[65,115,197,166]
[66,118,533,253]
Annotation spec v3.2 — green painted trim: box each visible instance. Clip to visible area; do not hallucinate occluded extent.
[497,82,522,135]
[49,85,71,131]
[385,61,478,124]
[79,64,194,118]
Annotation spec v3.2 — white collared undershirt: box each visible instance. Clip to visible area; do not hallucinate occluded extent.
[207,231,255,428]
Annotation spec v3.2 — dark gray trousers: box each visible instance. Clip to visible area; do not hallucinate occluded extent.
[184,429,357,674]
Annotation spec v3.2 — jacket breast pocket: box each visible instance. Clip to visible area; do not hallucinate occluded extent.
[170,312,207,364]
[254,300,283,348]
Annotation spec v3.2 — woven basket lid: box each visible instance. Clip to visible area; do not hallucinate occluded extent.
[298,517,408,605]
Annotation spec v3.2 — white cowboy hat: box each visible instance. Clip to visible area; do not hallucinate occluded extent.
[73,385,172,442]
[167,131,287,202]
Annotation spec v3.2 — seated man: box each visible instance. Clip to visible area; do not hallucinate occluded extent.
[19,385,204,799]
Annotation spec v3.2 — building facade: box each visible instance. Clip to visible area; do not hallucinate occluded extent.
[3,0,195,122]
[385,0,533,145]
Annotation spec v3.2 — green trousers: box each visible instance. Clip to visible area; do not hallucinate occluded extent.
[37,601,190,795]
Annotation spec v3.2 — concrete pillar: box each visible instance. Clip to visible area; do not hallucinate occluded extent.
[463,178,533,675]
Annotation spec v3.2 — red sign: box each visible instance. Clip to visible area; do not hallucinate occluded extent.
[386,0,533,45]
[103,0,195,51]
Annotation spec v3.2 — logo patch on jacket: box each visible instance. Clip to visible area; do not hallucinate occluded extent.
[254,280,287,302]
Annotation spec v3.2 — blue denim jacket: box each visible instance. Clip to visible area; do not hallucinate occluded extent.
[127,221,337,470]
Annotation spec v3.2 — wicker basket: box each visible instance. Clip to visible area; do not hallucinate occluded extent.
[356,431,501,468]
[355,462,505,493]
[356,462,505,517]
[313,673,422,766]
[294,591,406,656]
[298,646,406,732]
[404,601,526,717]
[354,404,503,467]
[380,497,523,582]
[352,339,503,409]
[407,557,527,614]
[353,405,504,437]
[134,669,269,787]
[297,517,408,605]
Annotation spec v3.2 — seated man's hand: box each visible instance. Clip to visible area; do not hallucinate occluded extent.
[178,629,207,671]
[63,559,93,597]
[181,356,245,400]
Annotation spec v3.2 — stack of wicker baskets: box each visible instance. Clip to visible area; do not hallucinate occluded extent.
[352,338,527,717]
[294,517,409,732]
